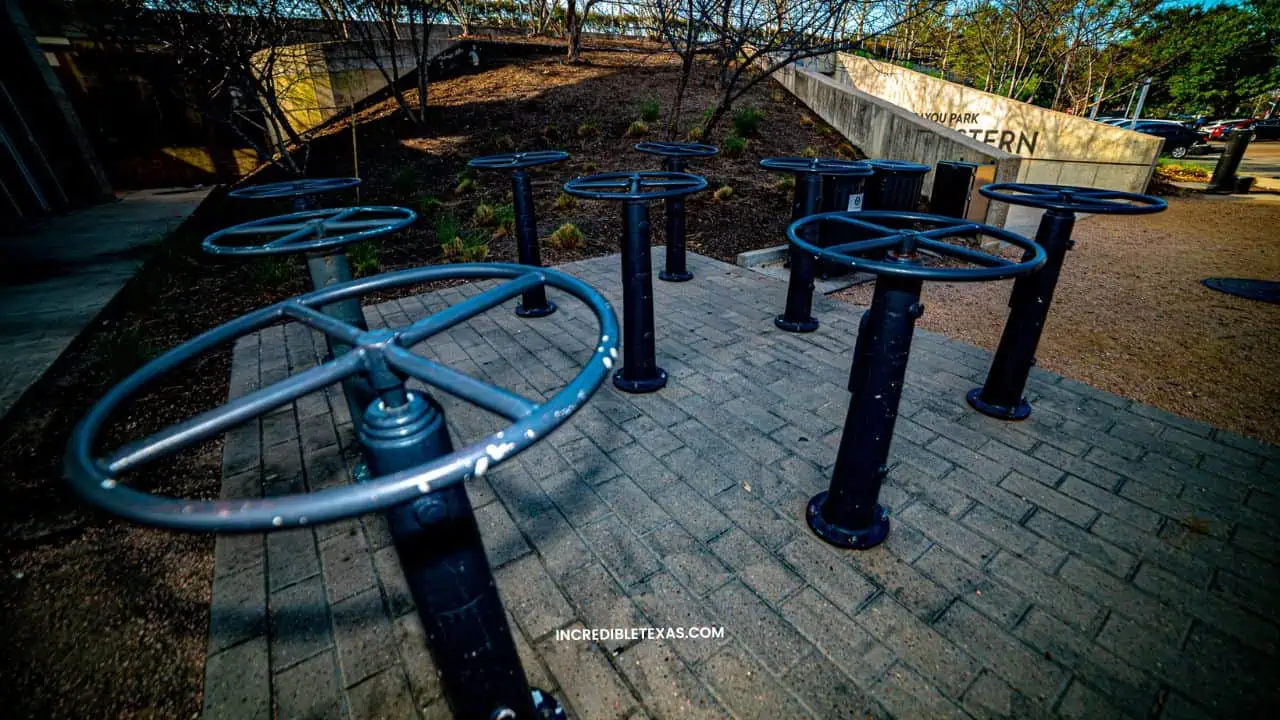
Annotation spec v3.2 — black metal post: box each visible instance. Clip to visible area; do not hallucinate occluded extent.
[775,173,825,332]
[808,270,923,550]
[967,209,1075,420]
[303,229,376,429]
[359,365,556,719]
[1206,131,1251,194]
[511,169,557,316]
[615,200,667,392]
[660,156,694,282]
[930,161,978,218]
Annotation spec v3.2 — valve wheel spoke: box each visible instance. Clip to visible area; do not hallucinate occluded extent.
[383,345,538,421]
[399,273,546,346]
[106,351,365,474]
[282,301,365,343]
[204,206,417,256]
[825,235,902,256]
[916,237,1013,267]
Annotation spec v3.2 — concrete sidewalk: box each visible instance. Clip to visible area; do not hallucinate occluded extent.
[0,187,210,420]
[203,251,1279,719]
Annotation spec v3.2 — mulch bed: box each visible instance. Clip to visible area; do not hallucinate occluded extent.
[0,47,853,718]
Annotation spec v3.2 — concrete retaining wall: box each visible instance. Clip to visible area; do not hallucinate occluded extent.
[774,63,1021,227]
[834,54,1161,192]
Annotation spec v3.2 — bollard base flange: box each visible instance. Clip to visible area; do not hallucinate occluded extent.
[806,492,890,550]
[613,368,668,394]
[966,387,1032,421]
[659,269,694,282]
[774,315,819,333]
[516,301,558,318]
[529,687,567,719]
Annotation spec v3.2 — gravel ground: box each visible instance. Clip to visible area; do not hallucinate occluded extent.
[836,192,1280,443]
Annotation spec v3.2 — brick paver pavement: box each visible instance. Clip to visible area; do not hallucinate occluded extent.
[202,251,1280,719]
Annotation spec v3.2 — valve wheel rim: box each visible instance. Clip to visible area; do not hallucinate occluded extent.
[867,160,932,174]
[467,151,571,169]
[760,157,874,176]
[979,183,1168,214]
[64,263,620,533]
[633,141,719,158]
[563,171,709,200]
[228,177,362,200]
[786,210,1047,282]
[203,206,417,256]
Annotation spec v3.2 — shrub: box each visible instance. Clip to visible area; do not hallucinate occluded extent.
[775,176,795,194]
[732,107,765,137]
[435,212,462,246]
[250,256,295,290]
[798,114,815,127]
[817,125,835,137]
[418,194,443,216]
[800,145,819,158]
[687,126,705,141]
[461,232,489,262]
[390,166,422,196]
[472,203,496,226]
[722,135,748,158]
[577,121,599,138]
[548,222,585,250]
[770,90,788,103]
[454,177,475,194]
[440,235,464,261]
[555,192,578,211]
[494,204,516,237]
[495,134,515,151]
[713,185,734,201]
[626,120,650,137]
[639,98,660,122]
[348,239,379,276]
[543,124,559,140]
[836,141,859,160]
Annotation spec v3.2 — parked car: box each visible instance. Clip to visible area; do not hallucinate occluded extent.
[1201,119,1254,140]
[1116,120,1211,157]
[1252,117,1280,141]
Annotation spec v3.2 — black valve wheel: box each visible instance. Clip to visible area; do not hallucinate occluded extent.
[634,141,720,160]
[65,263,620,533]
[563,171,708,201]
[787,211,1047,281]
[761,157,874,176]
[228,177,361,201]
[203,206,417,257]
[979,183,1168,214]
[467,151,570,170]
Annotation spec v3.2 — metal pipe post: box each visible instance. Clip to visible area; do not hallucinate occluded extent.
[303,238,376,428]
[775,172,825,332]
[967,209,1075,420]
[511,169,557,316]
[358,362,556,719]
[660,156,694,282]
[1206,131,1252,194]
[615,200,667,392]
[808,271,923,549]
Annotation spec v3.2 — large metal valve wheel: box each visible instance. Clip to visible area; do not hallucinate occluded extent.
[66,263,619,719]
[228,177,362,210]
[979,183,1168,214]
[760,157,871,176]
[66,263,617,531]
[467,150,571,170]
[563,170,708,201]
[634,141,720,161]
[786,211,1046,550]
[203,206,416,256]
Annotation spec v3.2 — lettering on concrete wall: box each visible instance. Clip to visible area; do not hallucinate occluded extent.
[917,112,1040,155]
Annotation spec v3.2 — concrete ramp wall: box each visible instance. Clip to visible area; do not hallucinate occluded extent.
[774,63,1021,227]
[835,54,1162,192]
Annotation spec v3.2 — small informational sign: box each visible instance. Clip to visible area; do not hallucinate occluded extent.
[848,193,864,211]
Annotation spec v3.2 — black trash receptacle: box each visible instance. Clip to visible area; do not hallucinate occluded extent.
[930,161,979,218]
[817,167,874,278]
[865,160,930,211]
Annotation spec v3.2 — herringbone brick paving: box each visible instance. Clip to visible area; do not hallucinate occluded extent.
[203,251,1280,719]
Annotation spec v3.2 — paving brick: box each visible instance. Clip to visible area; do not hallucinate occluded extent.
[709,485,797,550]
[580,514,661,587]
[960,505,1067,573]
[702,645,812,719]
[536,624,641,719]
[272,648,345,720]
[707,579,813,675]
[269,576,333,671]
[961,670,1054,719]
[267,528,320,593]
[647,479,732,543]
[708,527,803,604]
[1171,622,1280,714]
[1094,611,1183,673]
[515,507,594,582]
[630,573,721,665]
[644,523,731,597]
[1056,475,1161,532]
[913,546,1028,627]
[393,612,443,709]
[615,640,729,719]
[1132,562,1279,655]
[595,476,673,536]
[331,588,399,687]
[935,601,1068,701]
[319,527,378,605]
[213,530,265,580]
[559,562,647,645]
[1056,678,1128,719]
[887,462,972,518]
[208,564,267,654]
[557,437,625,485]
[1056,556,1189,637]
[475,499,532,569]
[899,502,998,566]
[943,466,1033,521]
[1000,472,1098,527]
[661,447,737,496]
[781,587,896,689]
[496,554,575,640]
[784,650,890,719]
[871,661,971,719]
[854,593,979,698]
[203,636,271,720]
[985,551,1100,633]
[542,471,611,528]
[1025,510,1135,578]
[346,668,418,720]
[778,536,878,614]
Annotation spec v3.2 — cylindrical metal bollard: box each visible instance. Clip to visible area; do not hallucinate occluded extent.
[1206,131,1252,194]
[510,169,557,316]
[616,200,667,392]
[929,161,979,218]
[634,142,720,282]
[865,160,931,211]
